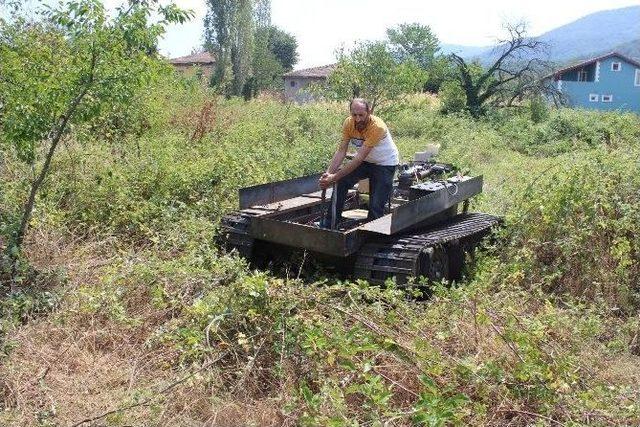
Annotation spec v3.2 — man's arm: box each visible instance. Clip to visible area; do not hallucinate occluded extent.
[326,139,349,174]
[319,144,373,189]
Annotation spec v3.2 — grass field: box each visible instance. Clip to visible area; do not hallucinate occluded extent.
[1,76,640,426]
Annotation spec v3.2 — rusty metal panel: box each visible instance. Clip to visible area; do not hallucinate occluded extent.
[359,176,483,235]
[253,189,334,217]
[239,173,323,209]
[250,218,364,257]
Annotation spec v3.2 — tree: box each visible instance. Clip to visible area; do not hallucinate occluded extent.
[0,0,192,290]
[249,25,279,97]
[267,26,297,71]
[386,22,452,92]
[448,23,550,117]
[326,41,427,111]
[205,1,297,98]
[386,23,439,70]
[204,0,256,97]
[248,25,298,96]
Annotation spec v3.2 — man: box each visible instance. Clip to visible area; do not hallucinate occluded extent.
[319,98,399,228]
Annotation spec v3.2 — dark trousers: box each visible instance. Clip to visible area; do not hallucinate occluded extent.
[322,162,396,227]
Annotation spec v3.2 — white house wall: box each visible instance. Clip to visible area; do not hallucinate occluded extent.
[283,77,326,103]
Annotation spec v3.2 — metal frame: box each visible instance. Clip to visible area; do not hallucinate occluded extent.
[359,176,483,235]
[250,219,364,257]
[247,175,483,257]
[239,173,323,209]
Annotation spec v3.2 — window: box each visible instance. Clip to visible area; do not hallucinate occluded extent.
[635,69,640,86]
[578,70,588,82]
[589,94,599,102]
[611,62,621,71]
[290,80,296,87]
[601,94,613,103]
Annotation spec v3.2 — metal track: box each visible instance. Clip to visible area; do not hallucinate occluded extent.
[217,210,259,258]
[353,213,501,285]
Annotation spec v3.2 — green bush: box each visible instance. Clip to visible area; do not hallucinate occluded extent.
[529,97,549,124]
[499,149,640,310]
[439,81,466,114]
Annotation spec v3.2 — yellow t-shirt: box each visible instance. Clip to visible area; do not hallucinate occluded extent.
[342,115,388,148]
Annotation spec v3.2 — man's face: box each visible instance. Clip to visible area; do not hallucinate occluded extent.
[351,103,370,132]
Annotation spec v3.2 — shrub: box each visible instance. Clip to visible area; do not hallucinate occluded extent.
[499,149,640,310]
[439,81,466,114]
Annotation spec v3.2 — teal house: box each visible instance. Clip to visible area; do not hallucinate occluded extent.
[547,52,640,113]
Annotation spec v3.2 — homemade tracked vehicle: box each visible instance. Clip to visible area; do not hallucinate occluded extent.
[218,156,501,285]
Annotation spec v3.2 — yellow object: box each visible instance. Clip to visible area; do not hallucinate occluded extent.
[342,115,388,147]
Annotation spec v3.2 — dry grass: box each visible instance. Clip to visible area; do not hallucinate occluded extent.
[1,228,298,426]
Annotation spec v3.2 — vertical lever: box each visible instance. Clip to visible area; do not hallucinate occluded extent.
[320,188,327,227]
[330,183,337,230]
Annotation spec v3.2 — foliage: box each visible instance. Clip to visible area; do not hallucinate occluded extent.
[499,150,640,311]
[386,22,439,69]
[528,96,550,123]
[386,22,453,93]
[250,25,298,95]
[438,81,467,114]
[204,0,255,97]
[423,55,455,93]
[2,73,640,424]
[326,41,427,111]
[266,25,298,71]
[204,1,298,99]
[0,0,192,289]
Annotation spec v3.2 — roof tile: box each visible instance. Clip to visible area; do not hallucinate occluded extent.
[169,52,216,65]
[283,64,337,78]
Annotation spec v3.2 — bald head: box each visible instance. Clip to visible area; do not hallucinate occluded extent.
[350,98,371,113]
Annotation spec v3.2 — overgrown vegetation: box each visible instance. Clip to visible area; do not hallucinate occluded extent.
[0,0,192,290]
[1,2,640,424]
[1,60,639,424]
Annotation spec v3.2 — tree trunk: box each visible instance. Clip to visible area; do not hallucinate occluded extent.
[7,56,96,292]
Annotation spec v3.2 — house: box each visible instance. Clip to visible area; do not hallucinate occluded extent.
[283,64,336,103]
[169,52,216,82]
[546,52,640,113]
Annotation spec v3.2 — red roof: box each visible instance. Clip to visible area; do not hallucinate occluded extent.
[283,64,337,78]
[169,52,216,65]
[546,51,640,79]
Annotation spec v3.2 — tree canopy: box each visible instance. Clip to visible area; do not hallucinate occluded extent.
[386,22,440,69]
[0,0,192,287]
[204,0,298,98]
[204,0,255,97]
[326,41,427,111]
[267,26,298,71]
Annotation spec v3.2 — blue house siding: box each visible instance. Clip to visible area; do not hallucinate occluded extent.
[560,81,600,109]
[594,57,640,112]
[552,53,640,113]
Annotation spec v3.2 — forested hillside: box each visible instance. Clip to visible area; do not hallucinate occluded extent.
[2,68,640,425]
[448,6,640,64]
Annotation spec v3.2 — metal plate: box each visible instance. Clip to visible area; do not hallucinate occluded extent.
[359,176,483,235]
[250,218,364,257]
[239,173,323,209]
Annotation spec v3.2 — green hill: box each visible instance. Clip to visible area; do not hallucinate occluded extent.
[451,6,640,64]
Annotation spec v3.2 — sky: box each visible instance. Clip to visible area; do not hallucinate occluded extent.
[143,0,638,69]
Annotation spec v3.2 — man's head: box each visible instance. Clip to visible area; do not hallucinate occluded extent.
[350,98,371,132]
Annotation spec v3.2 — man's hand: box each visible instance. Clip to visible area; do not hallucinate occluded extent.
[319,172,336,190]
